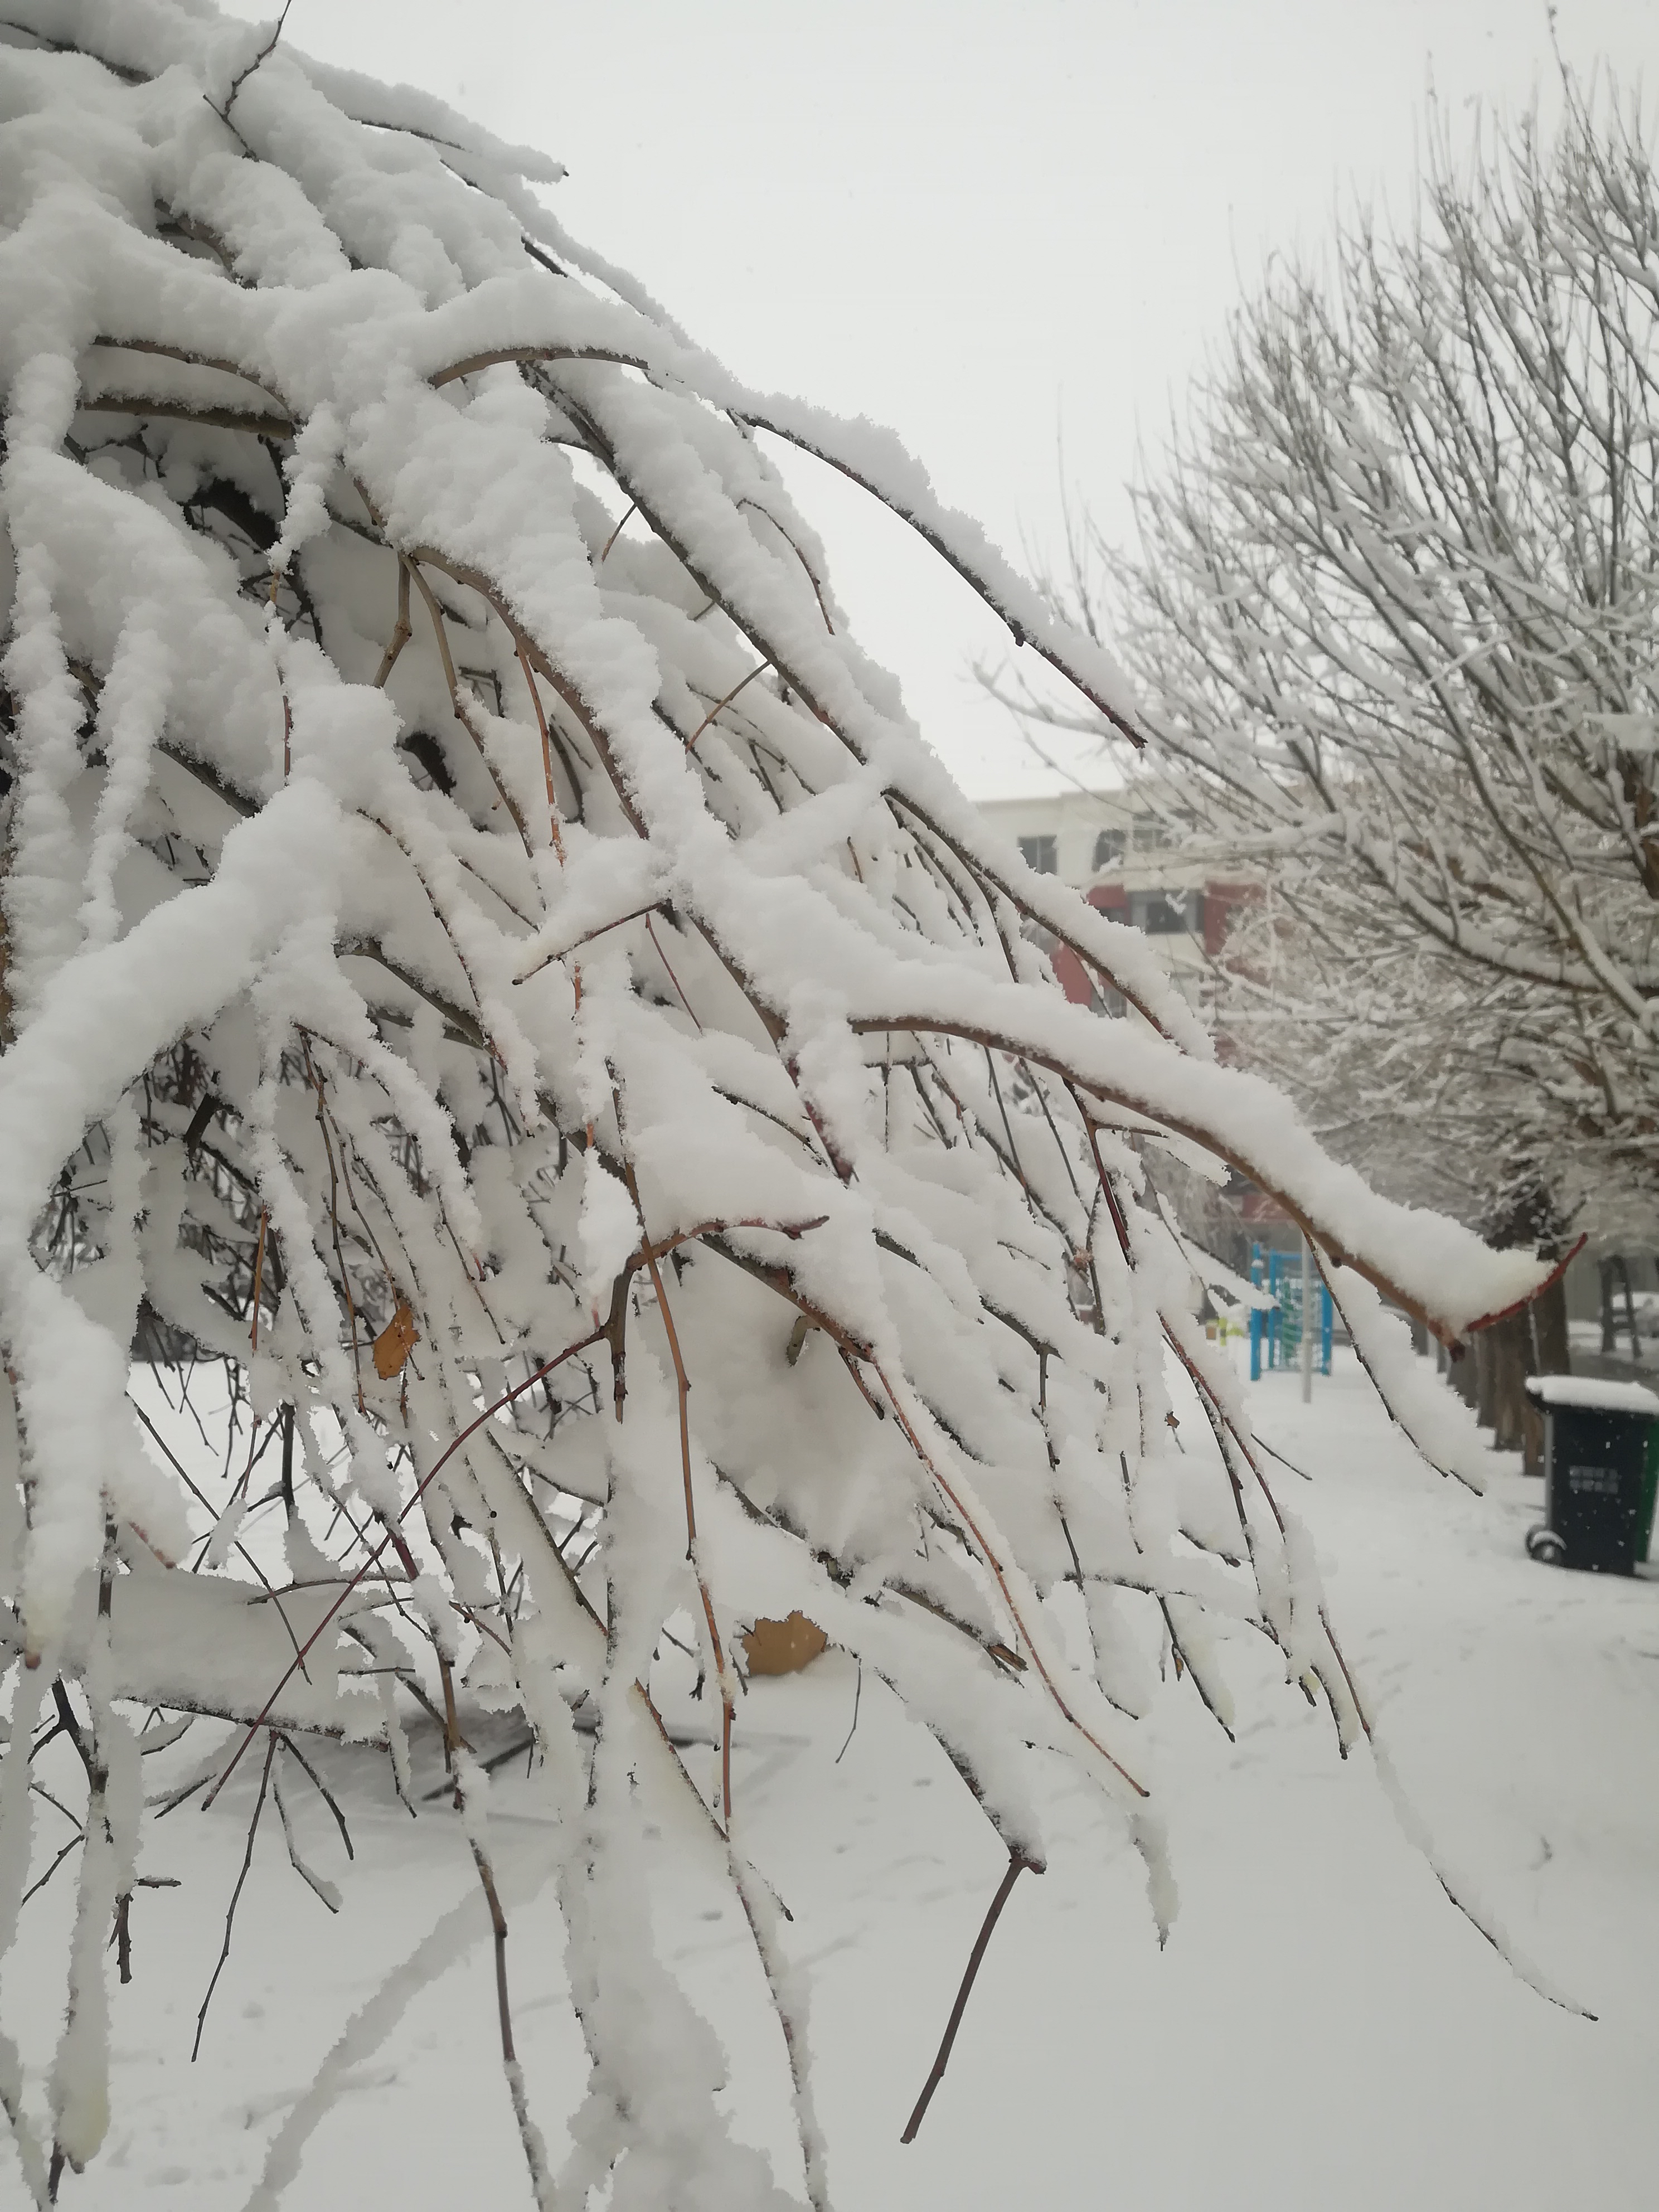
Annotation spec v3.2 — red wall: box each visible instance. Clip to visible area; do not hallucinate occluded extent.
[1051,884,1129,1006]
[1053,881,1260,1006]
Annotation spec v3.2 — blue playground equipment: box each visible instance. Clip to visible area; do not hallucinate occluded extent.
[1248,1242,1333,1383]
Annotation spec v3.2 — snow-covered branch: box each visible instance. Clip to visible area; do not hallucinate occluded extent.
[0,8,1554,2203]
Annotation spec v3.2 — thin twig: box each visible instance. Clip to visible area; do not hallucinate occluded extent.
[192,1735,276,2061]
[203,1320,607,1806]
[686,662,769,754]
[403,557,534,853]
[248,1206,268,1352]
[632,1171,735,1828]
[597,499,637,561]
[834,1659,862,1764]
[900,1852,1030,2143]
[372,556,413,688]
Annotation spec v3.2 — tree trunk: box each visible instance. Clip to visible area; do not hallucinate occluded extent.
[0,890,11,1055]
[1472,1167,1572,1464]
[1487,1310,1531,1451]
[1521,1270,1571,1476]
[1619,1257,1641,1359]
[1447,1340,1477,1408]
[1530,1270,1570,1374]
[1475,1327,1498,1429]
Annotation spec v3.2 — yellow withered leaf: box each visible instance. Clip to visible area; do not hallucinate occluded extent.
[740,1611,827,1677]
[372,1298,419,1380]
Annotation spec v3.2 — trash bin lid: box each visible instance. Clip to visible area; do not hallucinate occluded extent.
[1523,1374,1659,1417]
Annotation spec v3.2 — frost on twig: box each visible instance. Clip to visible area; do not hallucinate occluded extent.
[0,5,1555,2204]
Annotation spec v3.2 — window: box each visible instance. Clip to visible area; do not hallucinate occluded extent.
[1018,833,1058,874]
[1130,888,1204,935]
[1092,827,1125,870]
[1131,809,1196,853]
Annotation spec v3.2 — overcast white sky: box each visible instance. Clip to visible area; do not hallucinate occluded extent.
[228,0,1653,796]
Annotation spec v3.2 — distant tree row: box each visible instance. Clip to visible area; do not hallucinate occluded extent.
[1016,78,1659,1432]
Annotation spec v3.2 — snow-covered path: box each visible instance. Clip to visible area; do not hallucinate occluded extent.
[10,1348,1657,2209]
[800,1349,1659,2210]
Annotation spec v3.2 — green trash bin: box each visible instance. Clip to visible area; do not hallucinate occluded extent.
[1524,1376,1659,1573]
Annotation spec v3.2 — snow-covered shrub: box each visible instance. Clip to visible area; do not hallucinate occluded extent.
[0,6,1550,2204]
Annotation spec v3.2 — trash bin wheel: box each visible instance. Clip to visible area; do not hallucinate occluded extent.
[1526,1525,1566,1566]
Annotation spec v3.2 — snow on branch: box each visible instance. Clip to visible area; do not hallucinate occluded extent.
[0,8,1553,2204]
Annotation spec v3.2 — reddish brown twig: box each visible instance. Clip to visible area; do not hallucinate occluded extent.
[201,1320,606,1807]
[301,1037,366,1410]
[685,661,770,755]
[129,1396,312,1679]
[372,556,413,689]
[596,498,637,561]
[248,1206,268,1352]
[403,557,533,854]
[513,636,567,863]
[736,498,835,633]
[192,1734,276,2061]
[644,912,701,1032]
[615,1122,737,1830]
[901,1852,1031,2143]
[871,1359,1147,1800]
[852,1012,1513,1348]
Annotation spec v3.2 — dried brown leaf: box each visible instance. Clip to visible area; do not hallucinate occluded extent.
[372,1298,419,1380]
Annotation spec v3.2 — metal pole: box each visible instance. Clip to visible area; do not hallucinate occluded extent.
[1300,1231,1314,1404]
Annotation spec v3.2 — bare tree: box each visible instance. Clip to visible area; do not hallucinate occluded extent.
[1015,79,1659,1312]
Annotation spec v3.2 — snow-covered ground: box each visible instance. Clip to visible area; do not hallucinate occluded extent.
[8,1346,1657,2210]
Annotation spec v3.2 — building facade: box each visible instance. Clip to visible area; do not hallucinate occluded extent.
[974,786,1253,1017]
[976,785,1278,1267]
